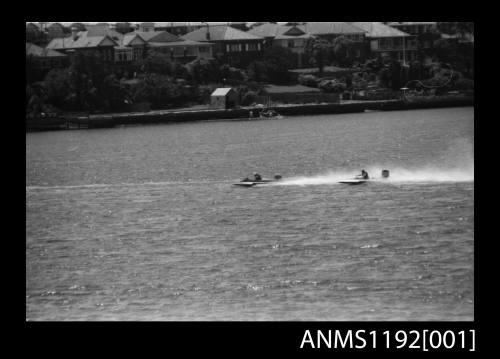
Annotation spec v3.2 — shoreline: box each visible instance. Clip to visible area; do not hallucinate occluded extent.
[26,96,474,132]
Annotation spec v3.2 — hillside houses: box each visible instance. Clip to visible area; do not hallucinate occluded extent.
[182,25,264,67]
[248,23,313,67]
[349,22,417,62]
[45,26,214,65]
[28,22,470,75]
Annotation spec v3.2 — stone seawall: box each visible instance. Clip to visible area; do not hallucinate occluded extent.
[26,97,474,132]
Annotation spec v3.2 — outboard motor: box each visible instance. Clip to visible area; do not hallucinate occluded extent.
[381,170,390,178]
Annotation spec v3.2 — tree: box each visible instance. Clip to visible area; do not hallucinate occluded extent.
[331,35,354,67]
[115,22,134,34]
[43,68,74,110]
[437,22,474,37]
[68,51,109,110]
[307,38,331,76]
[186,58,220,84]
[132,74,182,109]
[98,74,129,111]
[262,45,294,84]
[390,60,403,91]
[26,55,37,85]
[137,50,174,76]
[219,64,247,85]
[241,90,258,105]
[247,61,269,83]
[433,38,465,66]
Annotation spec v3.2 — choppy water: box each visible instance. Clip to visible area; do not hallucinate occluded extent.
[26,107,474,321]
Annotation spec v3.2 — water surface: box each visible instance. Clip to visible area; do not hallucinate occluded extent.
[26,107,474,320]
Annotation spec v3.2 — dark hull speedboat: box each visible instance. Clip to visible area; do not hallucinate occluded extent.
[233,176,282,187]
[338,179,368,185]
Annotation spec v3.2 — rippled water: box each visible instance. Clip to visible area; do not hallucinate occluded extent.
[26,107,474,321]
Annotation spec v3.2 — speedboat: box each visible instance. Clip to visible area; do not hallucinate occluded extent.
[339,170,390,185]
[233,175,282,187]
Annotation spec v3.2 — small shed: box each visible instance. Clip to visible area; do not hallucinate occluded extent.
[210,88,238,109]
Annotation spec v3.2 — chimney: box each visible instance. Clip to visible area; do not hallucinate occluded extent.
[71,26,78,40]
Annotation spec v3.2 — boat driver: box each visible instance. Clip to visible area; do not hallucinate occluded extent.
[360,170,369,179]
[254,173,262,181]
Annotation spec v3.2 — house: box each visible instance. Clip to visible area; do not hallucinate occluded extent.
[183,25,264,67]
[132,30,214,62]
[301,22,369,61]
[248,23,313,68]
[302,22,366,42]
[47,23,66,39]
[387,22,437,36]
[46,30,118,62]
[210,88,238,109]
[349,22,417,62]
[387,22,438,49]
[76,25,146,64]
[122,32,148,61]
[155,22,241,36]
[26,42,68,73]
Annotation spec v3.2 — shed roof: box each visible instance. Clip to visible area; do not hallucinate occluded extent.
[211,88,234,96]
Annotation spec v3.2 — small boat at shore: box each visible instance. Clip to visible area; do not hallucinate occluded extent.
[259,109,283,119]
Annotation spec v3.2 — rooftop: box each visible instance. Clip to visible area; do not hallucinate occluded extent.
[46,31,118,50]
[211,88,234,96]
[349,22,410,37]
[183,25,262,42]
[26,42,67,57]
[302,22,366,36]
[133,30,181,43]
[248,23,312,39]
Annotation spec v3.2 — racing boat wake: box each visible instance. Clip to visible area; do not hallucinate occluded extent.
[272,166,474,186]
